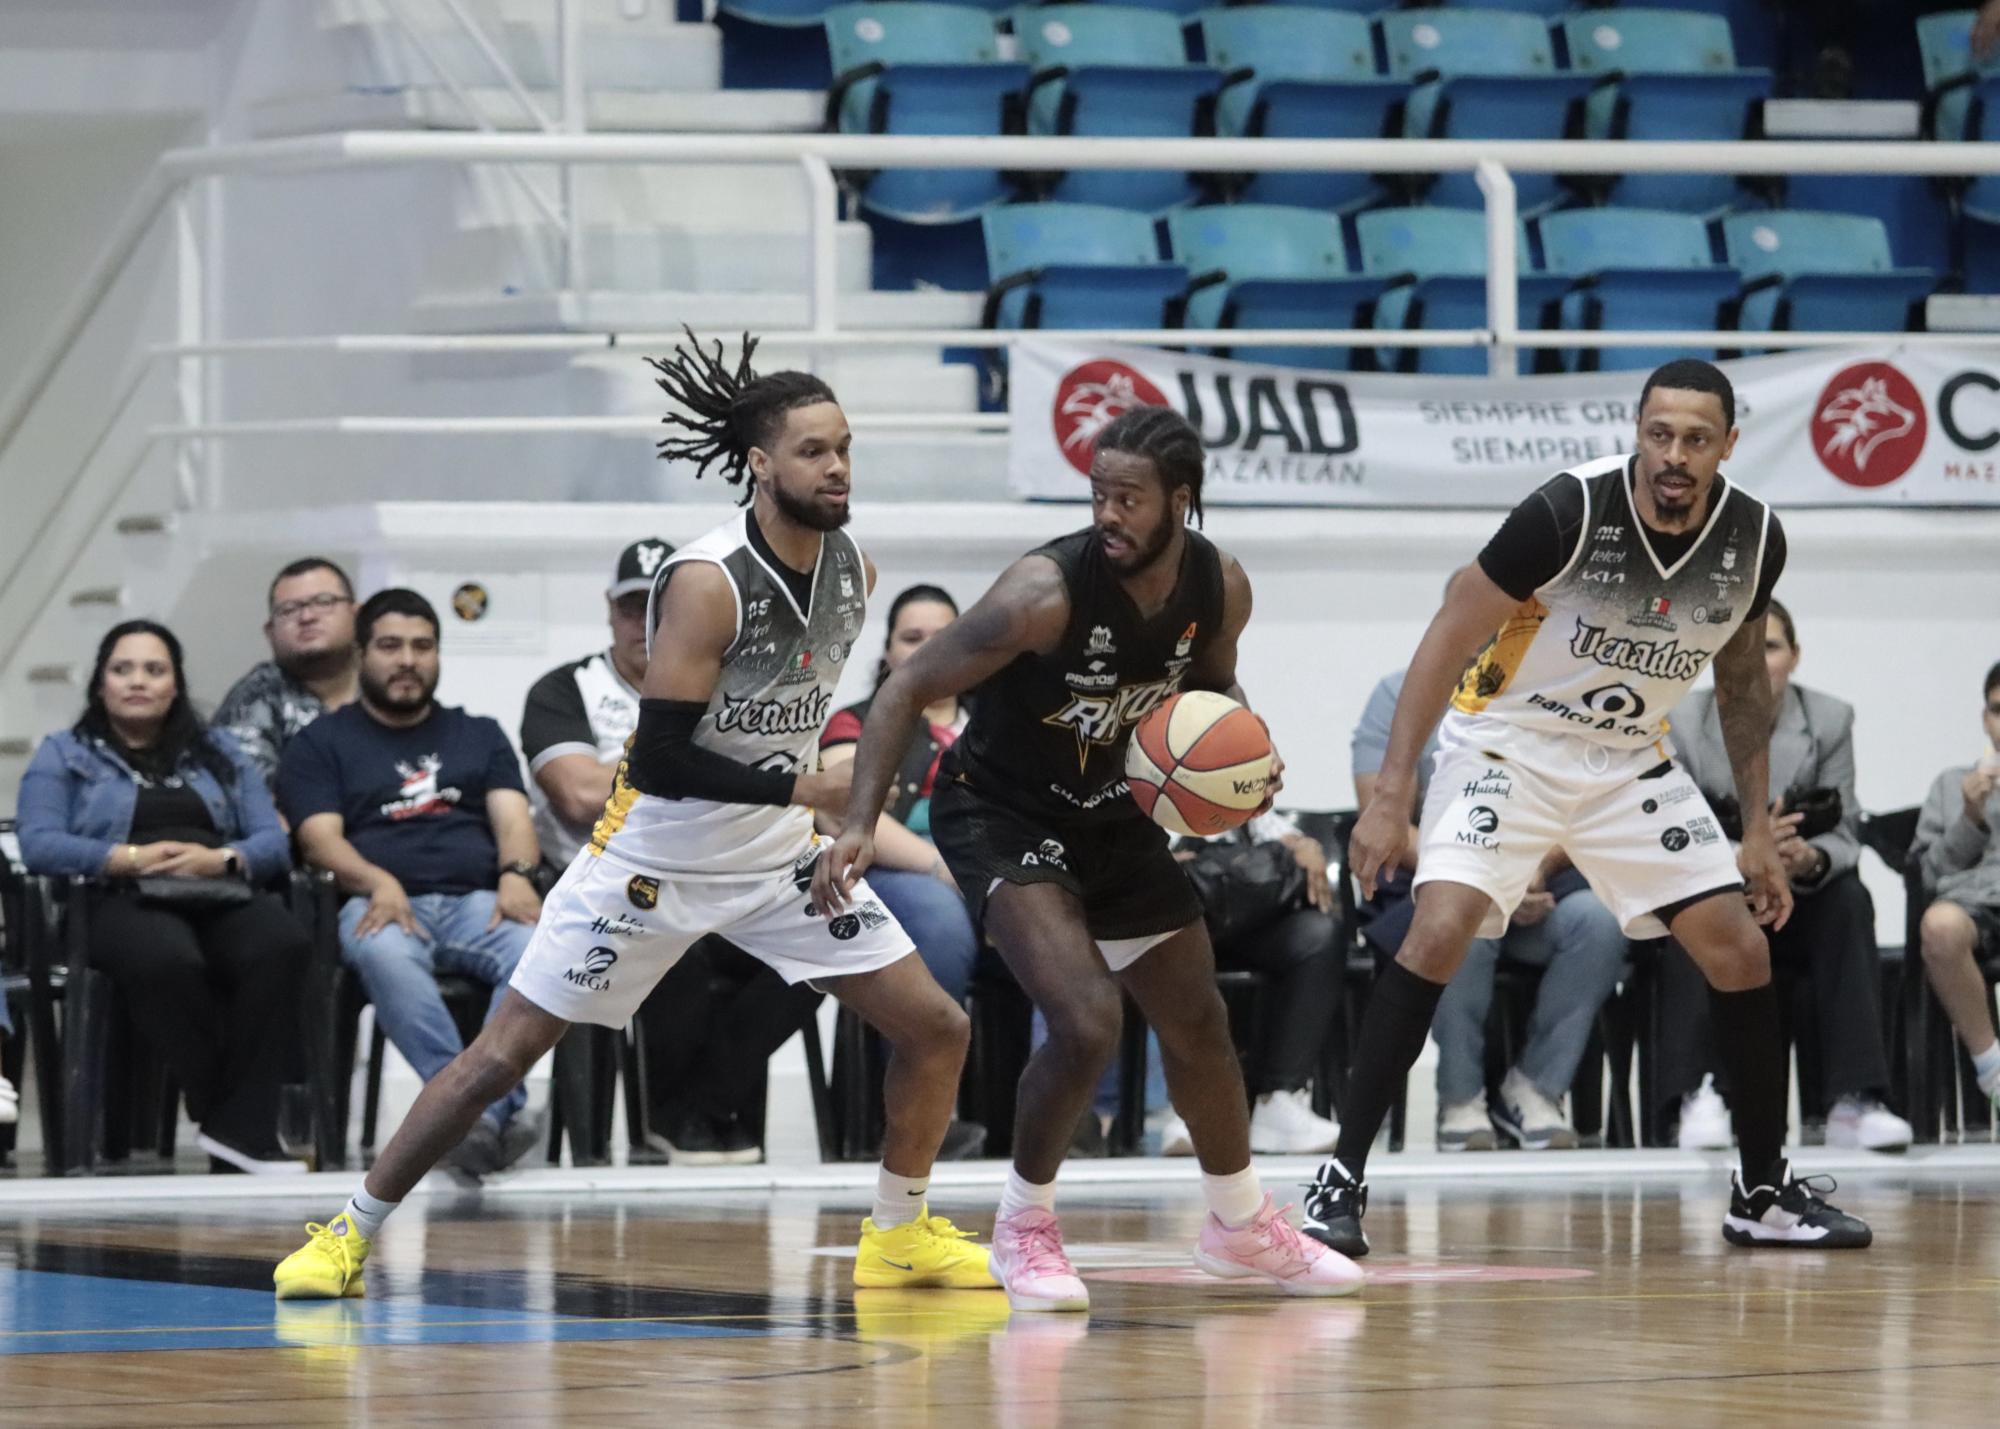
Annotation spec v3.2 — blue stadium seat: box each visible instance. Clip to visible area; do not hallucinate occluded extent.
[1918,9,1996,142]
[1563,9,1771,215]
[1380,9,1593,214]
[1721,212,1938,334]
[1164,205,1393,368]
[980,203,1191,329]
[1196,8,1403,211]
[1265,0,1378,10]
[1786,173,1957,277]
[1537,208,1741,371]
[1962,207,2000,293]
[1653,0,1783,70]
[717,0,836,89]
[822,5,1026,226]
[1015,5,1223,212]
[1960,79,2000,227]
[1355,206,1564,374]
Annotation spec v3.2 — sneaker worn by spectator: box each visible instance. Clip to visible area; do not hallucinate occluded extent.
[1491,1067,1579,1150]
[1248,1088,1340,1154]
[198,1130,309,1175]
[1438,1092,1498,1151]
[0,1073,17,1126]
[1678,1074,1734,1151]
[1157,1113,1193,1157]
[1824,1096,1912,1152]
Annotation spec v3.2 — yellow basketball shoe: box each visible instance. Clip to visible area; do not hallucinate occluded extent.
[274,1214,371,1300]
[854,1210,1000,1290]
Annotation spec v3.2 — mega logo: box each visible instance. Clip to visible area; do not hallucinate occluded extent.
[563,945,619,992]
[1052,360,1170,475]
[1811,362,1926,488]
[1043,671,1188,770]
[715,687,832,737]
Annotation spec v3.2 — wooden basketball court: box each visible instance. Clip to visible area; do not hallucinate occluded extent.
[0,1150,1993,1424]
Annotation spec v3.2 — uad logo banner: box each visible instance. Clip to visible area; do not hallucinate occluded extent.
[1047,355,1361,478]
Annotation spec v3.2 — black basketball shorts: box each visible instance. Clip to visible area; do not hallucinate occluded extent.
[929,775,1203,956]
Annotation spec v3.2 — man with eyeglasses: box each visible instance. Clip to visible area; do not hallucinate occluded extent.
[215,558,361,789]
[1914,659,2000,1112]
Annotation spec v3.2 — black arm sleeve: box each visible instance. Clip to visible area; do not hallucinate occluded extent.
[1744,514,1787,622]
[1474,474,1588,602]
[625,698,797,806]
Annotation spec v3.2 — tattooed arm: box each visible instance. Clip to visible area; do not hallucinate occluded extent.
[1710,613,1792,931]
[812,554,1071,912]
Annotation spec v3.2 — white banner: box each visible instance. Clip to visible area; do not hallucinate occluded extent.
[1006,339,2000,506]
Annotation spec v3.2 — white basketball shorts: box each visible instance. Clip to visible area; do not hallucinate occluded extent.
[1412,710,1744,941]
[510,835,913,1028]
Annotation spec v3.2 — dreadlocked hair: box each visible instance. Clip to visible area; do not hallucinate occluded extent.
[647,327,839,505]
[1095,405,1206,527]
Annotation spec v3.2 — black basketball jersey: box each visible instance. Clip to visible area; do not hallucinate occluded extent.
[943,527,1226,825]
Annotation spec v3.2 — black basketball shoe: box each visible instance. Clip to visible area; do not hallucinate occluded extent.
[1301,1158,1370,1258]
[1723,1161,1872,1249]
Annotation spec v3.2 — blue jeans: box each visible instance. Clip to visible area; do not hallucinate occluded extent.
[867,867,979,1003]
[339,890,532,1129]
[1434,887,1628,1105]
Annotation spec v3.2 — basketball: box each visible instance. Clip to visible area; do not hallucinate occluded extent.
[1124,690,1275,837]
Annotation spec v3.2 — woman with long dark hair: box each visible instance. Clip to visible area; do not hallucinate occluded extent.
[818,585,984,1159]
[17,619,310,1171]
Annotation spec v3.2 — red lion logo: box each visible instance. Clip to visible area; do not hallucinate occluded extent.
[1809,362,1926,488]
[1050,360,1171,476]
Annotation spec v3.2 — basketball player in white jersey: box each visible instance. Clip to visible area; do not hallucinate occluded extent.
[276,332,995,1300]
[1303,359,1871,1255]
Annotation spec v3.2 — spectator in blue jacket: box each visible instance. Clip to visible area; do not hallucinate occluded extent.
[17,619,308,1172]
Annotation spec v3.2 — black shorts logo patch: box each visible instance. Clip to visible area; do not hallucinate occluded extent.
[627,875,659,910]
[855,901,891,930]
[1661,827,1691,852]
[1642,799,1659,814]
[829,913,861,941]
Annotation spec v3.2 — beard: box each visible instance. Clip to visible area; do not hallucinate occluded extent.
[770,479,851,533]
[1102,516,1176,574]
[359,666,436,714]
[276,641,355,683]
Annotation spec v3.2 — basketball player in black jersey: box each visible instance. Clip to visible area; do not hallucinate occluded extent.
[816,407,1362,1310]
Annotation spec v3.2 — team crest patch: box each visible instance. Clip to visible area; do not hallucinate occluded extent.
[627,875,660,911]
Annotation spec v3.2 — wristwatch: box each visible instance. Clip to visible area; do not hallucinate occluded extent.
[222,850,241,878]
[500,860,539,883]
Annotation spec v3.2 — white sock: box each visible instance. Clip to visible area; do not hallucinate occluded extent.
[873,1167,929,1229]
[997,1168,1058,1222]
[1202,1165,1266,1229]
[341,1189,397,1241]
[1974,1042,2000,1097]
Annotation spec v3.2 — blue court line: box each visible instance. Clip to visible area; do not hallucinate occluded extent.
[0,1271,763,1355]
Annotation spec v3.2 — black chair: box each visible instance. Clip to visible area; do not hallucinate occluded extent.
[3,873,184,1175]
[1879,805,2000,1142]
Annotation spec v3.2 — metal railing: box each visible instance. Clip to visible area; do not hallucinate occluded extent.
[8,130,2000,678]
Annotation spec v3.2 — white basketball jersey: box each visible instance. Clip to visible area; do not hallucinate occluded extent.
[587,511,867,879]
[1452,455,1771,749]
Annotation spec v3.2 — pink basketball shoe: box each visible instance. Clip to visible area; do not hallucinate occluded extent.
[1193,1193,1365,1296]
[990,1208,1090,1312]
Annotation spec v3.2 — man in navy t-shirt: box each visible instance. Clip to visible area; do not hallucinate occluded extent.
[279,588,543,1176]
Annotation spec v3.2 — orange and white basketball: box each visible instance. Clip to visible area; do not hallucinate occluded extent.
[1125,690,1275,837]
